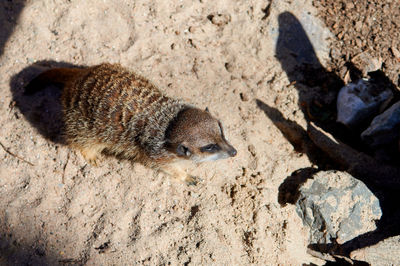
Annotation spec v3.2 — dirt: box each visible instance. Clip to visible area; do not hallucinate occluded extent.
[0,0,329,265]
[303,0,400,165]
[308,1,400,263]
[309,0,400,164]
[0,0,398,265]
[313,0,400,87]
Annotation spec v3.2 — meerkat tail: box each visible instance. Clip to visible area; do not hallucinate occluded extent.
[25,67,82,95]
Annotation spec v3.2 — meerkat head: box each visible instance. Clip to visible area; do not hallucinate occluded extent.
[165,107,237,163]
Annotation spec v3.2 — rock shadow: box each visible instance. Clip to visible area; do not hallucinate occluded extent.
[258,11,400,262]
[0,3,73,265]
[277,167,319,206]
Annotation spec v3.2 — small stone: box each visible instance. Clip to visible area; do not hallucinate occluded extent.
[296,171,381,245]
[346,2,354,9]
[361,101,400,147]
[355,38,362,49]
[391,45,400,59]
[247,144,256,156]
[207,13,231,27]
[248,159,258,170]
[355,21,362,32]
[337,79,393,129]
[224,62,234,73]
[351,52,382,76]
[240,92,249,102]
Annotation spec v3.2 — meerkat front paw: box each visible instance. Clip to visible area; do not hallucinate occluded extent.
[81,150,101,166]
[86,157,101,167]
[79,145,105,167]
[160,164,202,186]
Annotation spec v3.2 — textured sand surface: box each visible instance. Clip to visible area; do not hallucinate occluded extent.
[0,0,330,264]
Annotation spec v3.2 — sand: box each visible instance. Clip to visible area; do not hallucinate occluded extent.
[0,0,330,264]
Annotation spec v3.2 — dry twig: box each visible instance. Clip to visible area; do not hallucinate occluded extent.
[0,141,34,166]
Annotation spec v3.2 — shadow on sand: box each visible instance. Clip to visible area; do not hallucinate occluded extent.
[0,0,25,56]
[5,60,87,264]
[0,2,60,265]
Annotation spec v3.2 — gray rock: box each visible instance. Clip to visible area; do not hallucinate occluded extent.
[361,101,400,147]
[296,171,382,245]
[337,79,393,129]
[350,235,400,265]
[351,52,382,77]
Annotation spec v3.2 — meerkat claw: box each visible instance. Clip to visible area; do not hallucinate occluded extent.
[87,158,100,167]
[186,175,202,186]
[80,146,103,167]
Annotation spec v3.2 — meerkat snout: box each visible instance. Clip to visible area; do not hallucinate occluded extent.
[165,108,237,163]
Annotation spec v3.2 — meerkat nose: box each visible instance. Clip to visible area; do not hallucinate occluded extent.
[228,147,237,157]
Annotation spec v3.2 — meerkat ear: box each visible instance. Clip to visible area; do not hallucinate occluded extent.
[176,144,191,157]
[205,107,210,112]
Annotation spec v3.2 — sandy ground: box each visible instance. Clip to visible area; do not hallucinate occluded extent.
[0,0,332,264]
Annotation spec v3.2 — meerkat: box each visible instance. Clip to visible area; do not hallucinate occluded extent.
[25,63,237,184]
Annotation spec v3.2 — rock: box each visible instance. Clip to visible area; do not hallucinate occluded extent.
[240,92,249,102]
[247,144,256,156]
[296,171,382,245]
[336,79,393,129]
[207,13,231,27]
[350,235,400,265]
[351,52,382,76]
[391,45,400,59]
[361,101,400,147]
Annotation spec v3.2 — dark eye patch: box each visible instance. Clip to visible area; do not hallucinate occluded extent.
[218,121,226,139]
[200,144,221,153]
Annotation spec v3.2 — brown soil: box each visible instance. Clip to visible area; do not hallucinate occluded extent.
[1,0,399,265]
[0,0,328,265]
[313,0,400,87]
[307,0,400,165]
[307,1,400,263]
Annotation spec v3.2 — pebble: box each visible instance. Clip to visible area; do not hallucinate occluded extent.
[240,92,249,102]
[207,13,231,27]
[351,52,382,76]
[336,79,392,129]
[296,170,381,245]
[361,101,400,147]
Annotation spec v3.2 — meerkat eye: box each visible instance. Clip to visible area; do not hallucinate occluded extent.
[200,144,221,153]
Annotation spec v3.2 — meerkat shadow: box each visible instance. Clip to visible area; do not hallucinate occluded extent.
[10,60,85,144]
